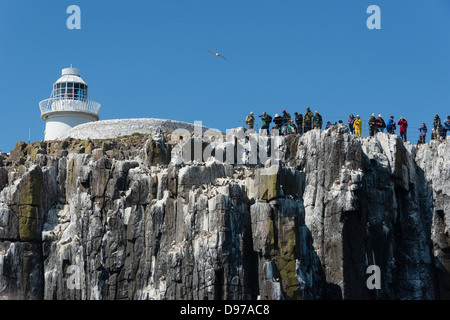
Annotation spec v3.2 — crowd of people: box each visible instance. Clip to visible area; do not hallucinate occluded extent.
[244,109,450,144]
[245,108,324,136]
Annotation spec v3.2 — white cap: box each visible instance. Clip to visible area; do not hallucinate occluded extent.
[54,67,87,85]
[62,68,81,76]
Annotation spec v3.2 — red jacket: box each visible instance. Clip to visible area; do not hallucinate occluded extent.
[398,119,408,132]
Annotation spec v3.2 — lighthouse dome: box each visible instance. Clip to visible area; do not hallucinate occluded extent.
[54,68,88,86]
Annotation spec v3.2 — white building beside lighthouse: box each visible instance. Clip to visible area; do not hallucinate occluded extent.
[39,67,101,141]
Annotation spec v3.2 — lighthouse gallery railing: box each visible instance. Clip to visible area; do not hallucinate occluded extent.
[39,98,102,118]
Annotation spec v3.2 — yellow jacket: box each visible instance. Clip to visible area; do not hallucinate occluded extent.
[354,118,362,130]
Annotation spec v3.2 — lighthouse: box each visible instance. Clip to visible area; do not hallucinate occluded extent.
[39,67,101,141]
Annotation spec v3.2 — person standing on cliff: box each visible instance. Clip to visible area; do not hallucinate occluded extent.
[432,114,441,140]
[294,112,303,135]
[246,112,255,130]
[282,110,291,127]
[348,114,355,134]
[439,123,446,140]
[418,123,428,144]
[304,107,314,133]
[444,116,450,139]
[386,115,396,134]
[398,116,408,142]
[368,113,377,137]
[354,115,362,137]
[272,113,283,132]
[313,110,323,130]
[259,112,272,135]
[376,114,386,133]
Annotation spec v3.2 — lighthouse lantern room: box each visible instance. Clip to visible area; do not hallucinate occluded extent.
[39,67,101,141]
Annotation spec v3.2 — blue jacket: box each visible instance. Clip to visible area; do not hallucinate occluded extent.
[444,119,450,130]
[387,119,395,131]
[418,125,428,136]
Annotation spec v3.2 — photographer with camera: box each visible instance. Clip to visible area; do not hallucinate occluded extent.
[259,112,272,135]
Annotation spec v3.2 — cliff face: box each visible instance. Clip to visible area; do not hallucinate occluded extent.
[0,126,448,300]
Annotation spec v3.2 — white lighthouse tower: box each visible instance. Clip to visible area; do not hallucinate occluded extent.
[39,67,101,141]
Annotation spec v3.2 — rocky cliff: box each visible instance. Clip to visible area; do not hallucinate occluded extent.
[0,125,448,300]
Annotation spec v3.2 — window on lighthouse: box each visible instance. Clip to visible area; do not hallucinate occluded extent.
[54,82,88,100]
[74,83,79,100]
[79,84,88,100]
[67,83,74,99]
[54,83,67,99]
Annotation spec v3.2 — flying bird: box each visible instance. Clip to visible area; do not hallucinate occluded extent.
[208,50,228,60]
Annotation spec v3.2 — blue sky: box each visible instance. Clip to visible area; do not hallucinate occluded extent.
[0,0,449,152]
